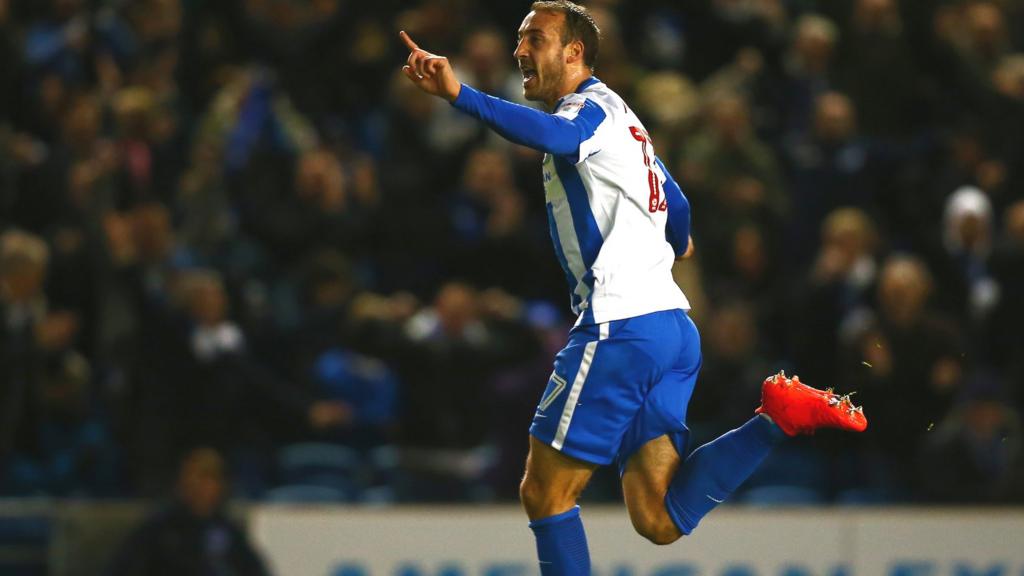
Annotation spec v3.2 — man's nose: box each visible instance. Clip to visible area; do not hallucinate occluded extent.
[513,39,527,59]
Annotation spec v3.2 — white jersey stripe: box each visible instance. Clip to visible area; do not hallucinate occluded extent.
[551,322,609,451]
[546,163,592,307]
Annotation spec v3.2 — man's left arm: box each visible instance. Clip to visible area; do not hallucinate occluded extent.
[655,156,693,260]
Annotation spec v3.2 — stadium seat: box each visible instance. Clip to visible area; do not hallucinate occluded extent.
[263,485,351,503]
[0,513,51,576]
[277,443,361,486]
[741,486,825,506]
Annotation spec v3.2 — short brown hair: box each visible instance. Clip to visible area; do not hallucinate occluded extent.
[531,1,601,70]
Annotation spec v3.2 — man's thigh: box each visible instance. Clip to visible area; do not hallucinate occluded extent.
[621,434,684,541]
[622,434,680,505]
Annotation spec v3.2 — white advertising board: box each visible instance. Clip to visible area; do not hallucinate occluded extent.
[249,506,1024,576]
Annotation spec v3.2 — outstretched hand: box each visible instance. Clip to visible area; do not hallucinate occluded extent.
[400,31,461,102]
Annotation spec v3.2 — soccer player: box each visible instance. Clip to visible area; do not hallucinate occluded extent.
[399,2,867,573]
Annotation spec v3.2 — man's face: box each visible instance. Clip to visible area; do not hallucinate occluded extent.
[514,11,569,103]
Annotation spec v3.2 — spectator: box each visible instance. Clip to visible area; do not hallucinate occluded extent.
[845,255,965,496]
[794,207,879,388]
[108,447,273,576]
[149,269,349,495]
[0,230,80,456]
[776,14,839,139]
[3,351,118,497]
[930,186,999,332]
[836,0,922,139]
[352,281,539,501]
[683,93,788,224]
[783,92,874,270]
[920,370,1024,503]
[990,200,1024,408]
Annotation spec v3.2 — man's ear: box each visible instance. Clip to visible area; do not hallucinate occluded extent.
[565,39,584,65]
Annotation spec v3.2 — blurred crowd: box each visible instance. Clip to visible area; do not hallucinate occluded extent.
[0,0,1023,507]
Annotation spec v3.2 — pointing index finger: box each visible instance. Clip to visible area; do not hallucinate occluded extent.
[399,30,420,52]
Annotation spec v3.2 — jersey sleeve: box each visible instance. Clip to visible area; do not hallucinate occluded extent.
[655,156,691,258]
[451,84,607,163]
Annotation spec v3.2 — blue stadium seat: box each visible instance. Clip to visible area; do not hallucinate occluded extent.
[277,443,361,486]
[742,485,825,506]
[263,485,351,503]
[0,513,51,576]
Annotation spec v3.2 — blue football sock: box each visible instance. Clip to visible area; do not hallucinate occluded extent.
[529,506,590,575]
[665,414,787,534]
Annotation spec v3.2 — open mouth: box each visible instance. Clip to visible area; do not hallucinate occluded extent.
[521,67,538,85]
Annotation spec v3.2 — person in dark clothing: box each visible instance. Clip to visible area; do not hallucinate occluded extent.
[108,447,272,576]
[990,200,1024,411]
[793,207,879,389]
[165,270,350,495]
[843,255,965,497]
[920,370,1024,504]
[351,281,540,500]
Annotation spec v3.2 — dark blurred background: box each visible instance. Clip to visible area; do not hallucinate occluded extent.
[1,0,1023,519]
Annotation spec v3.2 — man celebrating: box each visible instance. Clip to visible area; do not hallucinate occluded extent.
[400,2,866,573]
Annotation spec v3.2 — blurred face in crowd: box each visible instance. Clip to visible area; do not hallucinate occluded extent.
[63,96,101,152]
[463,148,513,199]
[0,261,45,304]
[732,226,767,281]
[794,16,836,73]
[878,258,931,327]
[853,0,900,32]
[708,303,756,361]
[1,232,49,304]
[965,400,1007,442]
[514,10,585,106]
[710,96,751,145]
[814,93,856,143]
[296,149,346,213]
[1005,201,1024,245]
[954,213,987,251]
[435,282,480,337]
[187,276,228,326]
[966,2,1005,55]
[822,208,874,271]
[465,29,508,84]
[178,449,226,518]
[132,204,174,264]
[992,56,1024,100]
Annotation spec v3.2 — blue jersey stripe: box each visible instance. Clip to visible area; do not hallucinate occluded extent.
[546,202,582,311]
[565,100,606,163]
[553,157,604,305]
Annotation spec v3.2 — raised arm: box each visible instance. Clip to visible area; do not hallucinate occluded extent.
[655,156,694,260]
[399,31,599,158]
[451,85,603,157]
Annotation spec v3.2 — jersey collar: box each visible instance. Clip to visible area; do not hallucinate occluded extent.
[575,76,601,93]
[555,76,602,109]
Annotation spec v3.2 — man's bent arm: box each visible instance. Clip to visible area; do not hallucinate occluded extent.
[656,156,691,259]
[451,84,604,158]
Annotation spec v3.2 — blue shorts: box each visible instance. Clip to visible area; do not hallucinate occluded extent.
[529,309,701,471]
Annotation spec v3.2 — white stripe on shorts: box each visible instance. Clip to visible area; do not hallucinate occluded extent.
[552,322,609,451]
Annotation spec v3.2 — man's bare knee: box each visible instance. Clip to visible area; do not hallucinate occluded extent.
[630,508,683,545]
[519,471,582,520]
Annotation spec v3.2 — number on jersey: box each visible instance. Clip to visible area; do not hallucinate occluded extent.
[630,126,666,213]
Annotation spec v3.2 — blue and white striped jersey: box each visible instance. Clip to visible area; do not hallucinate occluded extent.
[452,76,691,325]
